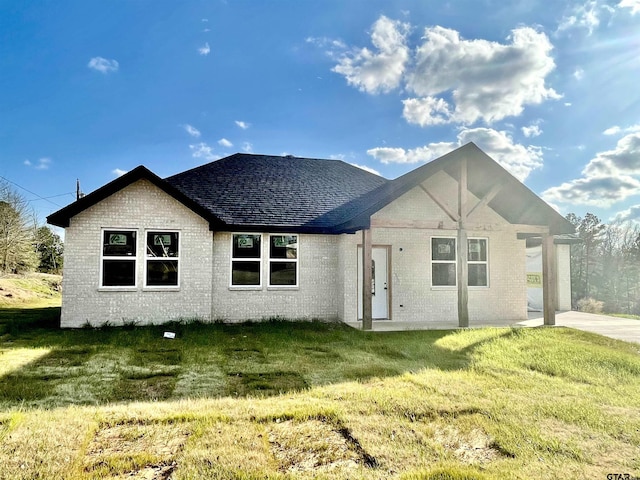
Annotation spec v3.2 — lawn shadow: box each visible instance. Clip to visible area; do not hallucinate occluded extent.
[0,308,518,408]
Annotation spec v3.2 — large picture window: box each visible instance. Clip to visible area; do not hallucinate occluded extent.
[431,237,488,287]
[146,231,179,287]
[269,234,298,286]
[231,234,262,286]
[101,230,137,287]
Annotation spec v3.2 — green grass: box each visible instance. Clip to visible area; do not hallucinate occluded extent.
[1,307,639,479]
[610,313,640,320]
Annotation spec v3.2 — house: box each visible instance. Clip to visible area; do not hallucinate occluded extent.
[47,143,574,329]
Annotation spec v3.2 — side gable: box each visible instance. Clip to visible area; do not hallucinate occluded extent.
[317,143,574,235]
[47,166,226,229]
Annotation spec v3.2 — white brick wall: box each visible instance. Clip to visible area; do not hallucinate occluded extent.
[338,173,529,325]
[210,233,340,322]
[61,171,532,327]
[61,179,213,327]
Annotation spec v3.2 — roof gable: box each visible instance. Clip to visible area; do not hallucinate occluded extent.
[47,166,226,228]
[312,143,574,235]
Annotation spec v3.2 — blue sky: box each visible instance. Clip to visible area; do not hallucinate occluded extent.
[1,0,640,228]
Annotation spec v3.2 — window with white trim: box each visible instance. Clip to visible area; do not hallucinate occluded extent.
[467,238,488,287]
[146,231,179,287]
[231,233,262,286]
[431,237,456,286]
[269,234,298,286]
[431,237,488,287]
[101,230,137,287]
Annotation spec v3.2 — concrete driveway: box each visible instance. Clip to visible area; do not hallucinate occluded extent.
[348,311,640,345]
[519,311,640,344]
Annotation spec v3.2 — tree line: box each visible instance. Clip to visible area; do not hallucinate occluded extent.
[0,180,63,275]
[566,213,640,315]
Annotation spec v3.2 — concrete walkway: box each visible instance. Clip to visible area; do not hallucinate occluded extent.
[347,311,640,344]
[522,311,640,344]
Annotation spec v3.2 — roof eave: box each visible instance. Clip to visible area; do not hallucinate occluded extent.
[47,166,226,230]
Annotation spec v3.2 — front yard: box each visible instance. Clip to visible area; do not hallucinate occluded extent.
[0,308,639,479]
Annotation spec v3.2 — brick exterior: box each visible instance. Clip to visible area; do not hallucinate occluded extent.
[60,179,213,327]
[60,173,534,327]
[210,232,340,322]
[339,172,528,325]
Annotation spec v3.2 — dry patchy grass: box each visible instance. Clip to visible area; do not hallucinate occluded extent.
[1,309,639,479]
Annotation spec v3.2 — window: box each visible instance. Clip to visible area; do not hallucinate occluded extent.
[431,237,488,287]
[231,234,262,286]
[269,235,298,286]
[431,237,456,286]
[101,230,137,287]
[467,238,488,287]
[146,231,179,287]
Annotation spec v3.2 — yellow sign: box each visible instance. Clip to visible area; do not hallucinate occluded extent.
[527,272,542,288]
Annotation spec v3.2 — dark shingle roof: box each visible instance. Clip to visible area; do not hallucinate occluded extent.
[164,153,387,232]
[47,144,574,235]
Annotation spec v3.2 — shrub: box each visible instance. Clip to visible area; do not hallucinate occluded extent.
[576,297,604,314]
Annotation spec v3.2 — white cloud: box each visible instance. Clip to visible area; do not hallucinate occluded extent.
[543,175,640,207]
[198,42,211,56]
[189,142,219,161]
[332,19,561,126]
[612,204,640,223]
[583,133,640,176]
[522,123,543,138]
[573,68,585,80]
[24,158,51,170]
[367,143,454,165]
[350,163,381,176]
[242,142,253,153]
[235,120,250,129]
[112,168,127,177]
[218,138,233,147]
[367,128,543,181]
[183,124,201,138]
[604,126,622,135]
[618,0,640,15]
[543,132,640,207]
[402,97,452,126]
[603,124,640,136]
[87,56,119,74]
[557,1,602,35]
[405,26,560,125]
[306,36,347,58]
[332,16,410,94]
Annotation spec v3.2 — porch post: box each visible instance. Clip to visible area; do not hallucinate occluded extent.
[457,158,469,327]
[362,228,373,331]
[542,233,556,326]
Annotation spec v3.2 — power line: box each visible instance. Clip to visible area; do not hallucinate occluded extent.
[0,175,63,208]
[26,192,75,203]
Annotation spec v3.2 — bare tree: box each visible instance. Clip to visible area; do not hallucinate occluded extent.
[0,180,38,274]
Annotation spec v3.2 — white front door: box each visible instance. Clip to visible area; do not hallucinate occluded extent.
[358,246,389,320]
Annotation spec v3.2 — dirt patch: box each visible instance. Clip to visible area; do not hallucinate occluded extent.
[85,422,190,479]
[267,419,377,473]
[433,425,503,464]
[114,462,176,480]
